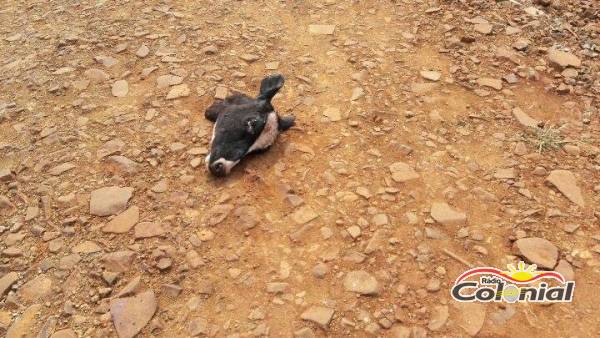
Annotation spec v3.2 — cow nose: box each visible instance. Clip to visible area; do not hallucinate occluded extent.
[209,162,226,177]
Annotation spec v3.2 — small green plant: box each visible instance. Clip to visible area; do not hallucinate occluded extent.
[529,125,567,153]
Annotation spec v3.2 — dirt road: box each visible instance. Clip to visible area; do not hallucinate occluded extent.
[1,0,599,337]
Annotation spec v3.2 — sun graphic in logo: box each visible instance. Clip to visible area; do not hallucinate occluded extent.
[503,261,539,282]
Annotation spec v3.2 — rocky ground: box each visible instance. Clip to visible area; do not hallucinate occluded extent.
[1,0,599,337]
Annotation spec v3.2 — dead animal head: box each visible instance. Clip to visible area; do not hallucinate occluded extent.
[204,74,295,177]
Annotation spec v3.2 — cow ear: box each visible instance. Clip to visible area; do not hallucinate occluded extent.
[257,74,285,102]
[205,100,226,122]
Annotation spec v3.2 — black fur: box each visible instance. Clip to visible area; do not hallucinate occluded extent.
[205,74,295,176]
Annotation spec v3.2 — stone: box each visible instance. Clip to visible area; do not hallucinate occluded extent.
[50,329,77,338]
[112,80,129,97]
[166,84,190,99]
[308,24,336,35]
[323,107,341,122]
[300,306,334,328]
[454,302,486,337]
[107,156,139,174]
[389,162,420,182]
[202,45,217,54]
[136,44,149,58]
[103,206,140,233]
[555,260,575,281]
[98,138,125,158]
[546,170,585,207]
[48,162,75,176]
[547,48,581,69]
[512,108,540,128]
[156,75,183,88]
[294,327,316,338]
[0,272,18,296]
[494,168,515,179]
[103,251,136,272]
[233,206,259,230]
[513,237,558,269]
[512,38,530,51]
[18,275,52,302]
[430,202,466,225]
[134,222,165,239]
[474,23,493,34]
[203,204,234,226]
[84,68,110,83]
[365,229,389,254]
[110,290,157,338]
[291,206,319,224]
[0,169,14,182]
[90,186,134,216]
[240,54,260,63]
[6,304,42,338]
[72,240,102,254]
[214,86,228,99]
[477,77,502,90]
[187,318,208,336]
[343,270,379,295]
[116,276,142,298]
[428,305,448,331]
[266,282,288,294]
[151,180,168,193]
[420,70,441,81]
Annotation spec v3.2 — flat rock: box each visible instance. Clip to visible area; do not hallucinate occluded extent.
[110,290,157,338]
[18,275,52,302]
[343,270,379,295]
[166,84,190,99]
[546,170,585,207]
[136,44,150,58]
[240,54,260,63]
[6,304,42,338]
[428,305,449,331]
[134,222,165,239]
[474,23,493,34]
[512,108,540,128]
[107,155,139,174]
[494,168,515,179]
[84,68,110,83]
[389,162,419,182]
[323,107,341,122]
[97,138,125,158]
[50,329,77,338]
[300,306,334,328]
[454,302,486,337]
[291,206,319,224]
[430,202,466,225]
[102,251,136,272]
[112,80,129,97]
[547,48,581,69]
[0,272,19,296]
[72,240,102,254]
[420,70,441,81]
[203,204,234,226]
[103,206,140,233]
[308,24,336,35]
[156,74,183,89]
[477,77,502,90]
[48,162,75,176]
[555,260,575,281]
[513,237,558,269]
[90,186,134,216]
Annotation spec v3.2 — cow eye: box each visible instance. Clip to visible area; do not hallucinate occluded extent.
[246,118,258,134]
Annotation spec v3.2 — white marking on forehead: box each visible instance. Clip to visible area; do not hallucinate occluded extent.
[248,111,279,154]
[212,157,239,175]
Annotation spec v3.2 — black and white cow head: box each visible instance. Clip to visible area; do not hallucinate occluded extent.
[204,74,294,177]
